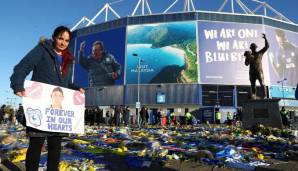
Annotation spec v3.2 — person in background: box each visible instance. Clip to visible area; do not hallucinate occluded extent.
[10,26,84,171]
[90,108,96,125]
[145,107,149,124]
[170,110,176,125]
[105,110,110,125]
[114,106,121,126]
[0,105,6,124]
[124,106,130,126]
[16,104,25,126]
[233,112,238,121]
[129,108,134,125]
[3,110,10,124]
[140,106,147,127]
[153,109,157,125]
[109,110,113,125]
[215,110,221,124]
[227,112,233,125]
[185,110,192,125]
[156,109,162,126]
[119,106,124,125]
[84,108,88,125]
[95,107,102,125]
[280,106,289,127]
[11,110,17,125]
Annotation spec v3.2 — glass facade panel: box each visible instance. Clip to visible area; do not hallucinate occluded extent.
[236,86,266,106]
[202,85,234,106]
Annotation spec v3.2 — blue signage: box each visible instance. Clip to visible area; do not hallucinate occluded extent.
[279,99,298,107]
[269,85,296,99]
[156,92,166,103]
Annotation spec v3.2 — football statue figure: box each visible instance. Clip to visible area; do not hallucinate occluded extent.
[244,33,269,100]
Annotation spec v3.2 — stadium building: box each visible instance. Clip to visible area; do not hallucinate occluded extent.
[71,0,298,119]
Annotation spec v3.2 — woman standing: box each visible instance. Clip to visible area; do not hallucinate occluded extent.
[10,26,84,171]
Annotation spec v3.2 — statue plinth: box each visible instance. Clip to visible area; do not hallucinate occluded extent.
[242,99,283,129]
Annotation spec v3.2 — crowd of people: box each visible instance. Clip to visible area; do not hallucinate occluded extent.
[1,103,292,129]
[0,104,219,129]
[84,106,131,126]
[0,104,25,126]
[83,106,201,128]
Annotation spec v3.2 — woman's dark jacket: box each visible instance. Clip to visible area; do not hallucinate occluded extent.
[10,39,80,137]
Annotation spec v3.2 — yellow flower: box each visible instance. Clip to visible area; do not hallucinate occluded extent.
[257,153,264,160]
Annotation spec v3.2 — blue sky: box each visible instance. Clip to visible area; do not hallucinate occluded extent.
[0,0,297,107]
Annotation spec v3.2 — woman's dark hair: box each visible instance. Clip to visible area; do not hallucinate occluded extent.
[52,26,72,40]
[52,26,73,76]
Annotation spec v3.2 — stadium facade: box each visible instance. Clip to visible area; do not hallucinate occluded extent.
[71,10,298,115]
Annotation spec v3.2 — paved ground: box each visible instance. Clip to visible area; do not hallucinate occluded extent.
[1,150,298,171]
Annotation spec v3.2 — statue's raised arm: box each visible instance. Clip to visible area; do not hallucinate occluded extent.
[259,33,269,54]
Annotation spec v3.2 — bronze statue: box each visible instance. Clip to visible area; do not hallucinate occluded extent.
[244,33,269,99]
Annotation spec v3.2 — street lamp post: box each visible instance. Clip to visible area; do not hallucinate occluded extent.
[133,53,141,126]
[277,78,287,107]
[5,90,18,109]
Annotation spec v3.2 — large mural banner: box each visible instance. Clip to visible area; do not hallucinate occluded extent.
[126,21,198,84]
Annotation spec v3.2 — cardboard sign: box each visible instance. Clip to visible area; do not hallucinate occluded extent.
[23,80,85,134]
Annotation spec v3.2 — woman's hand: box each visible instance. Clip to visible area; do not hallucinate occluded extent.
[79,88,85,94]
[15,91,26,97]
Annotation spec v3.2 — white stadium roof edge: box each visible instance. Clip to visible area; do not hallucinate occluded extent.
[71,0,297,31]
